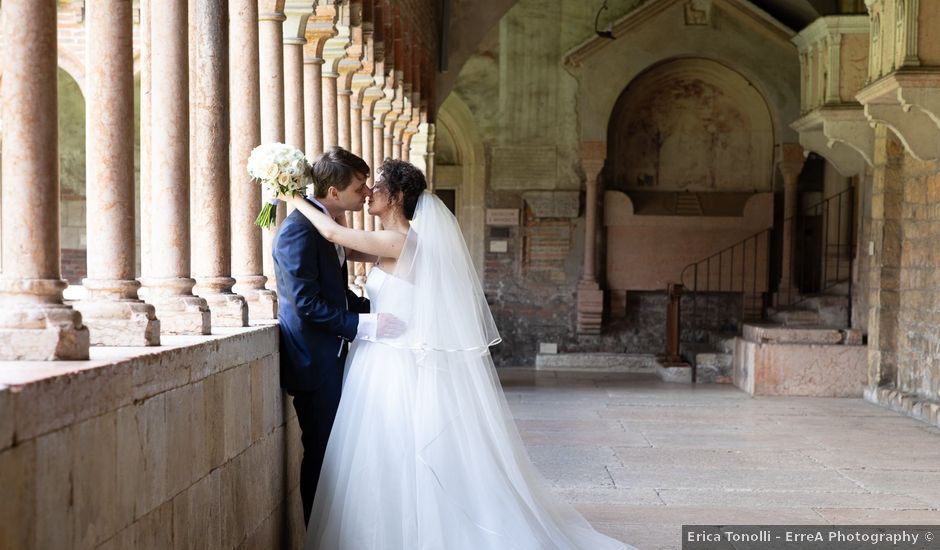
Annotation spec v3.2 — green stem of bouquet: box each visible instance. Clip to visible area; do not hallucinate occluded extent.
[255,203,276,229]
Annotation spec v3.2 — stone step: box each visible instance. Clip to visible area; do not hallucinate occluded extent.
[769,308,820,326]
[535,353,656,373]
[694,351,733,384]
[716,337,736,354]
[741,323,848,345]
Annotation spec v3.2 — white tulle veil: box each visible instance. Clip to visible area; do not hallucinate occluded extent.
[306,192,630,550]
[360,191,501,352]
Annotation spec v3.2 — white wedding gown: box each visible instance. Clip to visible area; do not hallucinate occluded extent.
[303,265,632,550]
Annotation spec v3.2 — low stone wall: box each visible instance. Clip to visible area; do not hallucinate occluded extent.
[0,325,304,550]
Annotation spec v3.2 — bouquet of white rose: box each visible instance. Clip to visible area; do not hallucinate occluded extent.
[247,143,311,228]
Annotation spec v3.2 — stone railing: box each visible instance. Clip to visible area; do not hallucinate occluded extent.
[0,325,304,549]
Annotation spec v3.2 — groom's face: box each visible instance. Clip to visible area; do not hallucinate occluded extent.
[332,172,371,212]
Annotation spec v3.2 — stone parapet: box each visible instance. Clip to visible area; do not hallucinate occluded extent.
[0,325,303,549]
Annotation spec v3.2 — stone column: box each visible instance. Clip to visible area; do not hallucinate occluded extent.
[140,0,153,283]
[283,10,311,152]
[425,122,436,192]
[778,143,805,297]
[0,0,90,360]
[373,106,389,233]
[141,0,211,334]
[75,0,160,346]
[230,0,277,320]
[322,71,339,149]
[350,98,365,285]
[190,0,248,327]
[338,87,352,150]
[304,56,325,159]
[576,141,605,334]
[362,108,376,273]
[259,5,287,292]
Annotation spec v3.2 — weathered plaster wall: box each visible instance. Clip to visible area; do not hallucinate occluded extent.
[443,0,801,363]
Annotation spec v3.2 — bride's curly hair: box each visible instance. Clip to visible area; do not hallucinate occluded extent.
[380,158,427,220]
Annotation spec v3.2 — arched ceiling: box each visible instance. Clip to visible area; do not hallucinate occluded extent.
[435,0,861,110]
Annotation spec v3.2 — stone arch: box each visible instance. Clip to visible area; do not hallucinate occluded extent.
[606,57,775,194]
[57,46,86,97]
[435,93,486,276]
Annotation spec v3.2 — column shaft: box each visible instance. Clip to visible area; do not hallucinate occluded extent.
[284,41,305,151]
[230,0,277,319]
[323,73,339,149]
[259,9,287,292]
[191,0,248,327]
[0,0,89,359]
[142,0,211,334]
[78,0,159,346]
[304,59,324,159]
[338,90,352,150]
[351,103,365,285]
[140,0,152,281]
[372,122,385,232]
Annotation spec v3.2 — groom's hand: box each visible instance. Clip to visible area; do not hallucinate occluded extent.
[377,313,406,338]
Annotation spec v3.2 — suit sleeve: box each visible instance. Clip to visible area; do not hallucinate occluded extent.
[275,222,359,340]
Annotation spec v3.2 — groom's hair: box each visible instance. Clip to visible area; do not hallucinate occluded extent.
[309,146,370,198]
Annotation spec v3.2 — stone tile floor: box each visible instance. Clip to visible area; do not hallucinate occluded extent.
[498,369,940,550]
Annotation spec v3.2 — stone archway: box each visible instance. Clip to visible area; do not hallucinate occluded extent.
[435,93,487,278]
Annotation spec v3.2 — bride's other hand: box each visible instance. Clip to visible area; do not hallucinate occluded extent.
[377,313,406,338]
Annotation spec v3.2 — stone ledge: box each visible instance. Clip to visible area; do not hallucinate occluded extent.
[733,337,866,397]
[741,323,847,345]
[864,385,940,429]
[856,70,940,161]
[0,323,279,443]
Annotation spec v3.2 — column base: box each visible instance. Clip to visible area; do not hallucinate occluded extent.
[73,300,160,346]
[141,278,211,335]
[576,281,604,335]
[232,276,278,320]
[0,305,90,360]
[203,293,249,327]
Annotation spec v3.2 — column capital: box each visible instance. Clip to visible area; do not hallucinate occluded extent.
[259,11,287,22]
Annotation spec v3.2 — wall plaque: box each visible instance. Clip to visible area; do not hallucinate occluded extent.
[486,208,520,226]
[489,240,509,253]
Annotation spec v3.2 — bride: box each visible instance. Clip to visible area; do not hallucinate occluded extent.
[283,158,632,550]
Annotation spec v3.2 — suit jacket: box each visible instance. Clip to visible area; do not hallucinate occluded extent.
[273,199,371,394]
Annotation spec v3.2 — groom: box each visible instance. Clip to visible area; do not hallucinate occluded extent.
[273,146,377,525]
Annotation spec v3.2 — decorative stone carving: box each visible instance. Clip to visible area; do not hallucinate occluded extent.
[792,16,873,176]
[856,0,940,161]
[683,0,711,26]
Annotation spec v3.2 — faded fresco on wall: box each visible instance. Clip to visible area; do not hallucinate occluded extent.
[607,58,774,193]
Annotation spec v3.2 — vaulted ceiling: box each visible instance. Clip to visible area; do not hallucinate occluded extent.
[435,0,863,108]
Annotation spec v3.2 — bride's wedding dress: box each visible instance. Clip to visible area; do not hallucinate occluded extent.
[305,193,632,550]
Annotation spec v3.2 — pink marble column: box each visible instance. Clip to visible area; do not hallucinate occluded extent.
[576,142,605,335]
[425,122,436,192]
[322,71,339,149]
[304,56,325,159]
[0,0,89,359]
[140,0,211,334]
[361,108,376,274]
[191,0,248,327]
[230,0,277,320]
[338,89,352,151]
[259,5,287,292]
[140,0,153,282]
[351,99,365,286]
[372,115,386,232]
[75,0,160,346]
[283,36,306,151]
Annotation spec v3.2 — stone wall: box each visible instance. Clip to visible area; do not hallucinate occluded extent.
[865,121,940,407]
[0,326,304,550]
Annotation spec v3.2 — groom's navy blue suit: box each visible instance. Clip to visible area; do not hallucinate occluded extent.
[273,197,370,525]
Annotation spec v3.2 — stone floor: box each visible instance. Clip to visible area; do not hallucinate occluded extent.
[498,369,940,550]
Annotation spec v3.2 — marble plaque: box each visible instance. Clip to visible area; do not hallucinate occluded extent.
[490,146,557,190]
[489,240,509,253]
[523,191,580,218]
[486,209,520,226]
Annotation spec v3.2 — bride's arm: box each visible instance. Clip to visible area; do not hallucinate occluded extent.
[331,213,379,263]
[286,196,405,259]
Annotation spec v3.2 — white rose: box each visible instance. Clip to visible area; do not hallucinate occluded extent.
[264,163,280,180]
[277,173,291,186]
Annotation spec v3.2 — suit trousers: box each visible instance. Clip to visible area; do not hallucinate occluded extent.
[291,363,344,527]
